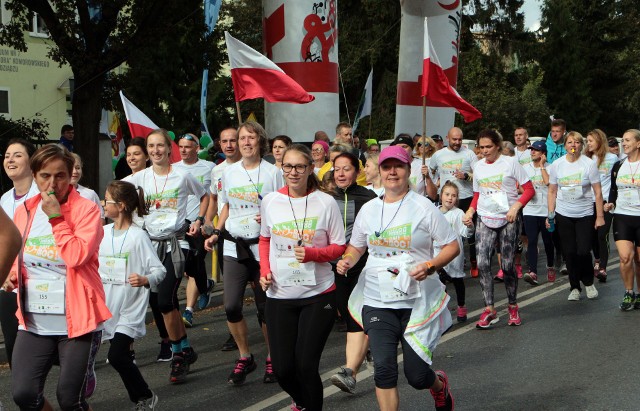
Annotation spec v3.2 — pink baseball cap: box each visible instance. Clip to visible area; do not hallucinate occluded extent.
[378,145,411,165]
[313,140,330,154]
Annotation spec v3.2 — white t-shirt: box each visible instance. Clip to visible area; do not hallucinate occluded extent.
[367,185,385,197]
[260,190,345,299]
[210,159,233,214]
[472,155,530,221]
[77,185,104,219]
[523,162,549,217]
[121,174,145,228]
[100,224,166,341]
[173,159,214,221]
[515,148,532,167]
[410,158,426,196]
[219,159,284,259]
[591,153,618,202]
[129,166,206,249]
[434,207,471,278]
[350,191,457,309]
[22,203,68,335]
[613,159,640,217]
[548,155,600,218]
[0,181,39,219]
[430,146,477,198]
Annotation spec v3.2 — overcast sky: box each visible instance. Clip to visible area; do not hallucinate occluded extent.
[523,0,542,31]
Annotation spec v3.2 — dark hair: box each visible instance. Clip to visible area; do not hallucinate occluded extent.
[282,144,320,193]
[238,121,269,157]
[146,128,173,155]
[128,137,148,156]
[61,124,74,134]
[30,144,75,175]
[333,152,359,171]
[6,138,36,158]
[476,129,503,147]
[551,119,566,129]
[273,135,293,147]
[107,180,148,219]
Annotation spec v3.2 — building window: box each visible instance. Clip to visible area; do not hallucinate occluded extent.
[0,88,10,117]
[29,12,49,37]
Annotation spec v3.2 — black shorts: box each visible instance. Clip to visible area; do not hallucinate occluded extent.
[613,214,640,246]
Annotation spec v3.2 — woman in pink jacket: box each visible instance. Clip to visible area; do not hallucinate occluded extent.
[10,144,110,411]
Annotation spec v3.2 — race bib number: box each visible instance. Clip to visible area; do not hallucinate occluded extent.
[618,188,640,208]
[147,209,178,232]
[378,267,421,302]
[276,258,316,286]
[25,278,65,314]
[481,191,509,214]
[559,185,584,202]
[226,214,261,239]
[98,256,128,285]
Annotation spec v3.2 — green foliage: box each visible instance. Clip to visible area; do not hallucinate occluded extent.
[0,115,50,143]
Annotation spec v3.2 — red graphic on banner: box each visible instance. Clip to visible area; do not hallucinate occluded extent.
[300,0,337,62]
[278,62,338,93]
[263,4,285,59]
[397,66,458,107]
[438,0,460,11]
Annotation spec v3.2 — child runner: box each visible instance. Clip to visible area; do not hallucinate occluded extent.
[100,180,166,409]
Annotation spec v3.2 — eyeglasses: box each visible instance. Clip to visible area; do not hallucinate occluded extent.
[179,134,199,144]
[282,164,309,173]
[416,143,423,147]
[100,200,117,206]
[312,148,325,153]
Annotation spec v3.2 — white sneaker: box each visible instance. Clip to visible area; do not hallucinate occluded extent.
[568,289,581,301]
[560,264,568,275]
[586,285,598,299]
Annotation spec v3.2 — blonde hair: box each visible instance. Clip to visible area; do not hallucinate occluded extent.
[565,131,584,154]
[584,129,608,167]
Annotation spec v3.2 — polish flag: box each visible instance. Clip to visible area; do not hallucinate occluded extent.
[225,31,315,104]
[119,91,181,163]
[421,19,481,123]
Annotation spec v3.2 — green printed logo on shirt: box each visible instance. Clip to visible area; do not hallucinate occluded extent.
[368,223,412,252]
[147,188,180,209]
[228,184,264,204]
[24,235,59,261]
[442,159,463,170]
[272,217,318,244]
[558,172,582,186]
[477,174,504,190]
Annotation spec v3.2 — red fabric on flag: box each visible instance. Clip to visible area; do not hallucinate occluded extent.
[120,91,181,163]
[421,19,481,123]
[225,31,315,104]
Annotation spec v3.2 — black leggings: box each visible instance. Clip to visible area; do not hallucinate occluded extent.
[591,204,614,269]
[12,330,98,411]
[459,197,477,263]
[185,231,209,294]
[266,292,335,411]
[557,213,595,291]
[523,215,555,272]
[362,305,436,390]
[0,290,18,366]
[223,256,266,325]
[149,249,187,339]
[334,268,363,332]
[108,333,153,403]
[451,278,465,307]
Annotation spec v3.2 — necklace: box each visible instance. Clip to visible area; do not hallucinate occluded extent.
[287,187,309,246]
[243,160,263,201]
[375,191,409,238]
[111,225,130,256]
[630,159,640,184]
[152,166,171,209]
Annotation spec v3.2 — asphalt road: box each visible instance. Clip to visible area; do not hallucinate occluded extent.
[0,246,638,410]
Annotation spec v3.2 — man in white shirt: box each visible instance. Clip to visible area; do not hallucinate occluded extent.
[173,133,214,328]
[514,127,532,166]
[430,127,479,276]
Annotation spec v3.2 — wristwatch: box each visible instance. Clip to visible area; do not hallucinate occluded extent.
[196,216,205,223]
[211,228,221,236]
[425,261,437,275]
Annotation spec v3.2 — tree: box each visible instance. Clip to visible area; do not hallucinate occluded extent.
[0,0,206,188]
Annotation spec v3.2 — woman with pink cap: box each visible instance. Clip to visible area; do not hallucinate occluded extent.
[311,140,329,174]
[337,145,458,411]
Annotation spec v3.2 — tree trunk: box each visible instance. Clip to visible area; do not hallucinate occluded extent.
[71,72,105,191]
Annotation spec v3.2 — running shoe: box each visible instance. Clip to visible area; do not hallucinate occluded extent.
[456,306,467,323]
[330,367,356,394]
[197,279,216,310]
[547,266,556,283]
[430,370,454,411]
[221,333,238,351]
[568,289,581,301]
[182,309,194,328]
[515,264,523,279]
[560,263,568,276]
[476,308,499,329]
[523,272,539,286]
[183,347,198,366]
[290,402,305,411]
[507,304,522,326]
[135,392,159,410]
[263,359,277,383]
[470,260,479,278]
[494,270,504,282]
[620,291,635,311]
[586,284,598,299]
[228,355,257,385]
[157,341,173,362]
[169,354,189,384]
[595,269,607,283]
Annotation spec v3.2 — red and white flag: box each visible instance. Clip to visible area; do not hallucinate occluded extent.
[225,31,315,104]
[421,18,481,123]
[119,91,181,163]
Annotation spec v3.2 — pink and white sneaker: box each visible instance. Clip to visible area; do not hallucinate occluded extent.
[476,308,499,329]
[507,304,522,326]
[494,270,504,282]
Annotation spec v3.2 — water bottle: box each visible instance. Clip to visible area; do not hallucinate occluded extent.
[547,212,555,233]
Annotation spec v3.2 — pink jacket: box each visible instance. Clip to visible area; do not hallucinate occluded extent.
[12,186,111,338]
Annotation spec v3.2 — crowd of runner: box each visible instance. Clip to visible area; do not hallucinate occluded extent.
[1,118,638,411]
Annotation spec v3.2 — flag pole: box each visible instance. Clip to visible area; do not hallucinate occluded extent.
[421,96,427,167]
[235,101,243,125]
